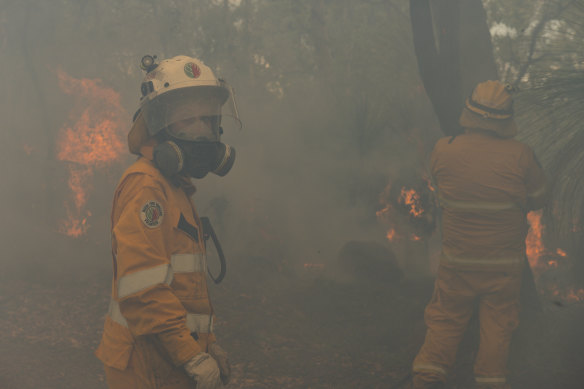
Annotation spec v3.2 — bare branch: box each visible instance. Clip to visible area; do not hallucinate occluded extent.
[513,0,577,85]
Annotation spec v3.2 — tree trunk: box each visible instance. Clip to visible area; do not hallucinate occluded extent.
[410,0,498,136]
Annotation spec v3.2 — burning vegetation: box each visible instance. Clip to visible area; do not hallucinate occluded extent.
[377,179,584,304]
[55,70,127,237]
[376,175,436,243]
[526,210,584,304]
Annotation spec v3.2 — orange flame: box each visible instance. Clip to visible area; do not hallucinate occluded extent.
[399,187,424,218]
[526,211,546,272]
[526,210,583,303]
[56,69,127,237]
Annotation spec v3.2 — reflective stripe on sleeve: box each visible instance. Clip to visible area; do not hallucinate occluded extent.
[475,376,506,384]
[441,251,523,266]
[107,299,213,333]
[108,299,129,328]
[439,195,519,211]
[116,254,206,298]
[412,363,447,376]
[171,253,207,273]
[117,264,171,298]
[186,313,214,333]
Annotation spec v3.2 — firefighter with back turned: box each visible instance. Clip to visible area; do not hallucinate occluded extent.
[95,54,239,389]
[412,80,547,389]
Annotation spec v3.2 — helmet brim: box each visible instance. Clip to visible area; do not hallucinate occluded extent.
[128,110,150,155]
[459,107,518,138]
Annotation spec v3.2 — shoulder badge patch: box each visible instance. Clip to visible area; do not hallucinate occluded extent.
[140,201,164,228]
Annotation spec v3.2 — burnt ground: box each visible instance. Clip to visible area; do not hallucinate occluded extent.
[1,250,584,389]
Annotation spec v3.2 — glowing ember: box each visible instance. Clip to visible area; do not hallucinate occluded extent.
[564,288,584,303]
[56,69,127,237]
[386,228,397,242]
[23,144,33,155]
[423,176,435,192]
[376,185,395,242]
[556,248,567,257]
[375,205,392,221]
[544,285,584,304]
[547,260,558,269]
[399,187,424,218]
[377,189,399,242]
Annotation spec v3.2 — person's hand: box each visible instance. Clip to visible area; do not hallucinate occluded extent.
[184,352,222,389]
[208,343,231,385]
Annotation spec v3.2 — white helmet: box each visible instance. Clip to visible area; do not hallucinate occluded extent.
[138,55,241,141]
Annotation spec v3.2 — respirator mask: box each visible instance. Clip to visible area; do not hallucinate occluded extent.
[154,136,236,179]
[151,98,236,179]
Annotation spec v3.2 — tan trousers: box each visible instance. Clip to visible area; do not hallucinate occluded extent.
[104,337,195,389]
[412,266,521,389]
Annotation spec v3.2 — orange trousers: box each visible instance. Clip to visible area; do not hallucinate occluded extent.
[104,337,196,389]
[412,266,521,389]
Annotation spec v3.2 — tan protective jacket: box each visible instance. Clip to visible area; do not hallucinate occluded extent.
[431,131,547,272]
[96,155,215,371]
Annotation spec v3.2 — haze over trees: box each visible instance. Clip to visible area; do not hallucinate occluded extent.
[0,0,582,280]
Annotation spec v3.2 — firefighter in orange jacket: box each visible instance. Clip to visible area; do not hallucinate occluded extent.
[412,81,547,389]
[95,55,239,389]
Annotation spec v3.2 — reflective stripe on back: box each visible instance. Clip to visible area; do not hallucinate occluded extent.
[439,195,520,211]
[117,264,170,298]
[475,376,506,384]
[441,251,523,266]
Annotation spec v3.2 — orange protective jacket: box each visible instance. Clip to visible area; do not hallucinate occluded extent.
[96,155,215,372]
[431,131,547,272]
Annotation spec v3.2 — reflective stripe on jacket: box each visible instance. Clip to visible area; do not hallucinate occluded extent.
[96,157,215,371]
[431,131,547,272]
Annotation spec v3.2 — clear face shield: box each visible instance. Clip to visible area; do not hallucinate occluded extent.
[142,84,241,142]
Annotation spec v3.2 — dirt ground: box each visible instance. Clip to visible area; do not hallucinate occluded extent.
[1,251,583,389]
